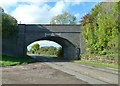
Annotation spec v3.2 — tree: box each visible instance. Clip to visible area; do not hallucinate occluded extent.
[38,46,57,55]
[48,46,57,55]
[80,14,93,26]
[57,47,63,57]
[80,2,119,55]
[30,43,40,54]
[50,11,77,24]
[2,11,17,38]
[0,6,4,13]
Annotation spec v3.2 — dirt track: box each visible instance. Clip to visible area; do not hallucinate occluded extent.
[2,62,88,84]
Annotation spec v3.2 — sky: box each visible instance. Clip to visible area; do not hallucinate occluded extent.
[0,0,103,49]
[0,0,103,24]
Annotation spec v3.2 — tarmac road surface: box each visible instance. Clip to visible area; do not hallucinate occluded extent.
[32,55,118,84]
[2,61,87,84]
[2,55,118,85]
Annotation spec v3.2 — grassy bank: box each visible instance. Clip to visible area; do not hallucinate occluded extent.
[73,60,118,69]
[0,55,37,66]
[73,54,118,69]
[37,54,57,57]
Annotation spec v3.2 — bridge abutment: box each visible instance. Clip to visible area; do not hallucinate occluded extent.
[63,47,80,60]
[17,24,27,57]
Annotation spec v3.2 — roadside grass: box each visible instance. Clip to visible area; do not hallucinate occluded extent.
[73,60,118,69]
[37,54,57,57]
[5,53,118,69]
[0,55,37,66]
[27,53,57,57]
[73,53,119,69]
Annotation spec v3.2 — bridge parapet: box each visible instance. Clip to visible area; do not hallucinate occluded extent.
[18,24,81,33]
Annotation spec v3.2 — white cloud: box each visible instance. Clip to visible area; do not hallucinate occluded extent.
[74,13,80,19]
[10,0,66,24]
[0,0,68,24]
[11,4,50,24]
[0,0,45,7]
[51,1,66,16]
[0,0,89,24]
[63,0,81,5]
[0,0,18,12]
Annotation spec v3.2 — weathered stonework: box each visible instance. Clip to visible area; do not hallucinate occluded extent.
[2,24,85,60]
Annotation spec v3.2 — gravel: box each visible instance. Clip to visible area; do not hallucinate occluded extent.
[2,62,88,84]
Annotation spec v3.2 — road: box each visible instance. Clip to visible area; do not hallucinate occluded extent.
[2,57,87,84]
[2,55,118,84]
[32,55,118,84]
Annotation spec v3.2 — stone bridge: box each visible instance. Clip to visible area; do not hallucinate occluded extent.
[2,24,85,60]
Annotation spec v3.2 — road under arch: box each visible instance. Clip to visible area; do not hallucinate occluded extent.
[27,36,80,59]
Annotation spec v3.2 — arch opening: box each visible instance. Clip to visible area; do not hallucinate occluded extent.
[27,40,63,59]
[26,36,80,60]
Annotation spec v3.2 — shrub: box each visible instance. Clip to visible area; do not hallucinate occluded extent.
[57,47,63,57]
[2,13,18,38]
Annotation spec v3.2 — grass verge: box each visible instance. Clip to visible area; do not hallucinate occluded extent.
[73,60,118,69]
[37,54,57,57]
[0,55,37,66]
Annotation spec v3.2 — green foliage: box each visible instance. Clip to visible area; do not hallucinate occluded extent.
[50,11,77,24]
[2,12,18,38]
[39,46,57,55]
[80,53,118,64]
[29,45,58,56]
[28,45,63,58]
[57,47,63,57]
[1,55,36,66]
[81,2,119,55]
[74,59,118,69]
[30,43,40,54]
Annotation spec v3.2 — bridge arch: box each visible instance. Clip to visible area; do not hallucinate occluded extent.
[26,36,75,48]
[2,24,82,60]
[26,36,80,59]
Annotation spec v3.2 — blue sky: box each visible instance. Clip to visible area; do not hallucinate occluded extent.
[0,0,101,49]
[0,0,101,24]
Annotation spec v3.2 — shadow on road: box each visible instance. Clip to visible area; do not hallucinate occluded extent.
[28,55,72,63]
